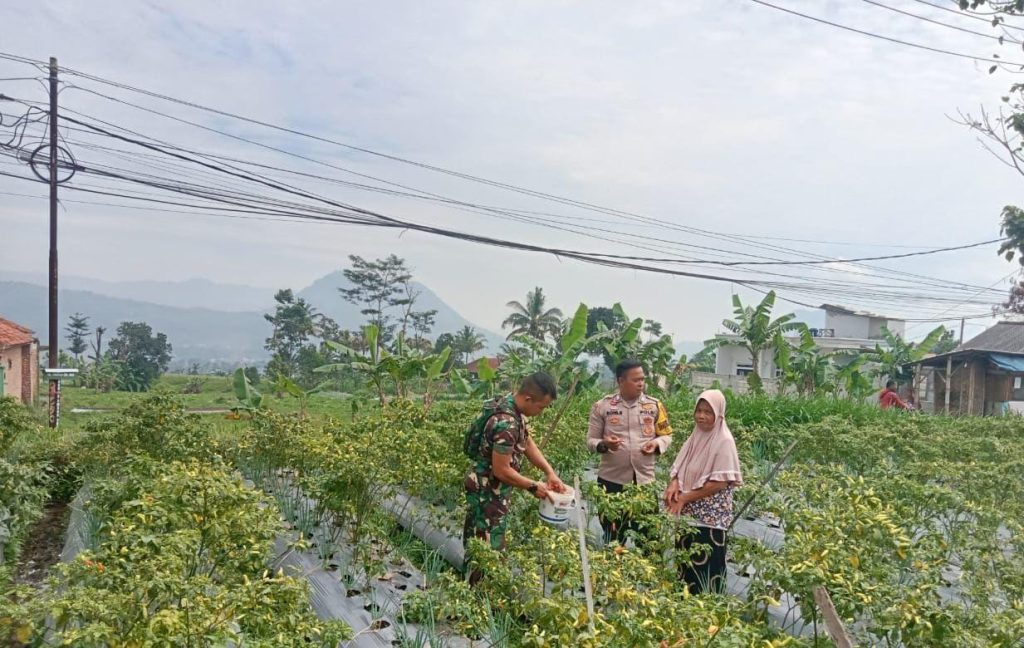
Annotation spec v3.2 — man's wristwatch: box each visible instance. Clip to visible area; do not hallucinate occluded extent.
[596,441,608,453]
[527,482,539,494]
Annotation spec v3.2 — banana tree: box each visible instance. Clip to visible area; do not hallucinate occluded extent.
[232,367,266,413]
[274,375,327,419]
[865,325,946,385]
[594,303,679,391]
[316,324,390,406]
[705,291,803,393]
[774,328,833,396]
[833,353,876,401]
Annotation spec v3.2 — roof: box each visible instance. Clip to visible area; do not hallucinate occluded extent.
[0,316,35,347]
[911,322,1024,367]
[819,303,903,322]
[466,357,502,372]
[956,321,1024,354]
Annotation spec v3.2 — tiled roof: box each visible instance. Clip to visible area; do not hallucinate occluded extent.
[0,316,35,347]
[467,357,502,372]
[957,321,1024,355]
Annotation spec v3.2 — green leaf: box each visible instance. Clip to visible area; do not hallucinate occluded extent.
[477,357,497,382]
[427,347,452,382]
[560,304,589,353]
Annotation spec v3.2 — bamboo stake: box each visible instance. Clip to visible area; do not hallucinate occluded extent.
[574,476,596,635]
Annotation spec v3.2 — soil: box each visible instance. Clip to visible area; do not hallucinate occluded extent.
[13,503,70,587]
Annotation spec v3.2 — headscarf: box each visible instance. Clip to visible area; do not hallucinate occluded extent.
[669,389,743,491]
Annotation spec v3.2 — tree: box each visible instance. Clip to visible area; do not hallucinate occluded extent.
[586,306,627,338]
[452,326,486,365]
[65,313,90,363]
[947,2,1024,311]
[643,319,664,340]
[866,325,947,385]
[264,289,319,383]
[502,287,564,341]
[704,291,803,393]
[434,333,459,370]
[690,345,717,373]
[89,326,106,365]
[773,329,833,396]
[340,255,411,342]
[107,321,172,391]
[931,328,959,355]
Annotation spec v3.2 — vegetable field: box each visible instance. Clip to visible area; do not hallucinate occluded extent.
[1,388,1023,646]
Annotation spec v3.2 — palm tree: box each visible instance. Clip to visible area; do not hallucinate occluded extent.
[452,326,486,366]
[705,291,804,392]
[502,287,564,341]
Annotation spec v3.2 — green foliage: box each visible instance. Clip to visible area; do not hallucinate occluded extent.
[451,325,486,366]
[866,325,945,384]
[65,312,90,362]
[233,366,267,411]
[107,321,173,391]
[705,291,803,393]
[502,286,564,342]
[263,288,327,386]
[0,396,37,455]
[34,460,348,646]
[340,254,413,342]
[76,392,210,474]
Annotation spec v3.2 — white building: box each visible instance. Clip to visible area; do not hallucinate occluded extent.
[712,304,903,380]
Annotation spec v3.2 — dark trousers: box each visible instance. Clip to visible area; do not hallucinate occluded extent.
[597,476,638,546]
[678,525,728,595]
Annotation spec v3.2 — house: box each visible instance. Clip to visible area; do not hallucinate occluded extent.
[466,356,502,376]
[910,321,1024,416]
[712,304,904,381]
[0,316,39,405]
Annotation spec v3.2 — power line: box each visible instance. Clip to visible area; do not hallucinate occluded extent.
[907,0,1024,34]
[4,54,992,294]
[746,0,1024,66]
[859,0,1021,43]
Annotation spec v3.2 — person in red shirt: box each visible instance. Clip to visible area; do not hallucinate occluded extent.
[879,380,912,410]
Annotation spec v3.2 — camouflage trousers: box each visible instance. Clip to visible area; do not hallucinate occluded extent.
[462,471,512,552]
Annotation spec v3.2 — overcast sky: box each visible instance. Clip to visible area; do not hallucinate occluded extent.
[1,1,1021,342]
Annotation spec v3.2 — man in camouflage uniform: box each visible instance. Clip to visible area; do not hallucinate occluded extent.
[463,372,567,567]
[588,359,673,544]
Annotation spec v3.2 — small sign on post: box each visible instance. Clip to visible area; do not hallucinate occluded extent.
[43,368,78,429]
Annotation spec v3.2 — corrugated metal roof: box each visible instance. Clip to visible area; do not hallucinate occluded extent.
[957,321,1024,354]
[0,316,34,347]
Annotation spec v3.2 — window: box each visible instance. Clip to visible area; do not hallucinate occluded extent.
[1016,377,1022,390]
[735,363,754,377]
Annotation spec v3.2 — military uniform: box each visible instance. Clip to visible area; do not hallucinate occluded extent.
[463,394,529,552]
[588,392,672,543]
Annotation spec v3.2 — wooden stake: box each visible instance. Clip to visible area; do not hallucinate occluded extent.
[812,586,854,648]
[574,476,596,635]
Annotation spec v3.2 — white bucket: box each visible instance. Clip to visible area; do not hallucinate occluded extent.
[539,486,577,526]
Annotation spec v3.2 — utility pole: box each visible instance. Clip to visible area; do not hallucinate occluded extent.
[959,318,965,346]
[47,56,60,428]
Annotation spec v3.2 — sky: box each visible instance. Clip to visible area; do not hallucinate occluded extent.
[1,0,1022,343]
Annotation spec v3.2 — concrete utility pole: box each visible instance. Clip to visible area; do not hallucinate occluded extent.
[47,56,60,428]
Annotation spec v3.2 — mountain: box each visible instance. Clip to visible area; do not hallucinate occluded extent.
[0,281,268,368]
[0,270,270,312]
[296,271,505,350]
[0,271,505,369]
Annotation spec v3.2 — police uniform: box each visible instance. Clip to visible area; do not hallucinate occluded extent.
[587,392,672,543]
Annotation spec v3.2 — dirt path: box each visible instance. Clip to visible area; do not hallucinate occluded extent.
[14,503,70,587]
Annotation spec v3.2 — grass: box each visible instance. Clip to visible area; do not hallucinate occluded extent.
[32,373,356,433]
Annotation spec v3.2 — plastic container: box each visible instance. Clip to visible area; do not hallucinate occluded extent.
[539,486,577,526]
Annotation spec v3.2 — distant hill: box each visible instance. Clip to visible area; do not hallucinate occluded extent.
[0,271,505,369]
[0,281,268,367]
[296,271,506,351]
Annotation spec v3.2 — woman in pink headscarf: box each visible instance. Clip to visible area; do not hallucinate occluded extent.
[663,389,743,594]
